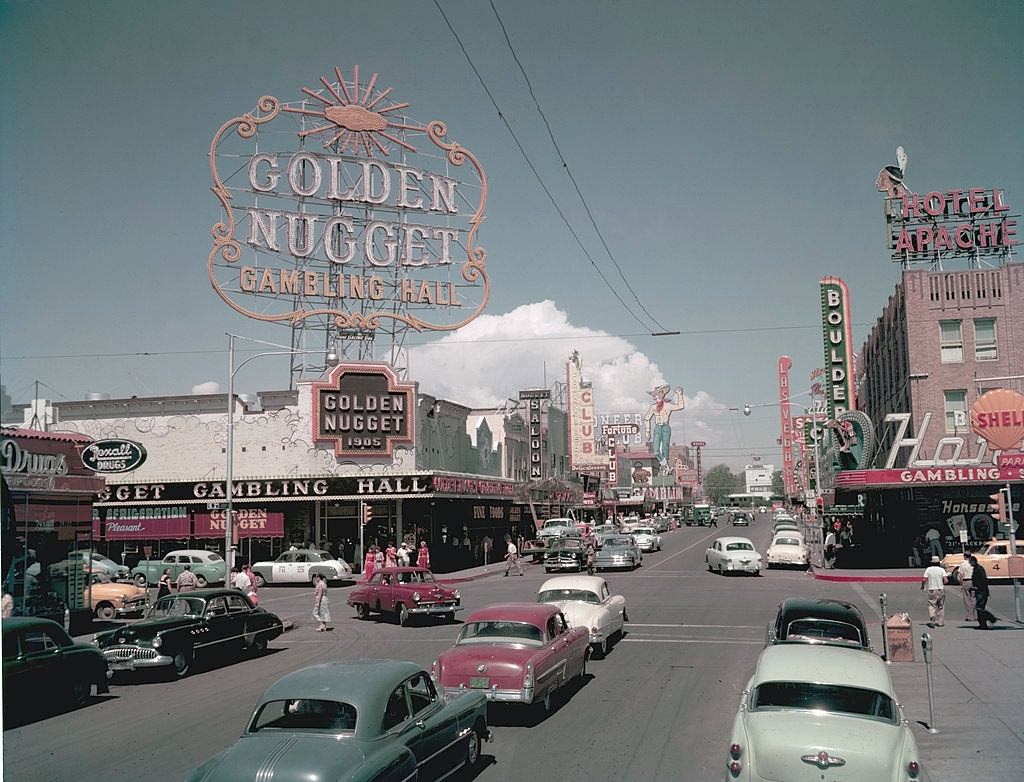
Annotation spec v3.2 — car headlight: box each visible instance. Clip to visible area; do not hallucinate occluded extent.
[152,635,162,649]
[90,635,100,646]
[453,589,460,599]
[412,591,421,602]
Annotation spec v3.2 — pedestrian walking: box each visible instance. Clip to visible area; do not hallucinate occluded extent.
[397,542,411,568]
[957,556,976,621]
[585,539,595,576]
[232,566,252,593]
[244,564,259,606]
[312,573,331,631]
[157,568,173,599]
[384,543,398,569]
[176,564,199,592]
[504,537,524,576]
[970,554,998,629]
[363,545,377,581]
[709,512,718,527]
[417,541,430,570]
[921,555,948,627]
[823,529,837,568]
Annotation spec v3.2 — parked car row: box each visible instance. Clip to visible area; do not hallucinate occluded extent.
[726,597,921,780]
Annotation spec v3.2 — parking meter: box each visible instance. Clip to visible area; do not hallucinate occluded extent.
[920,632,932,663]
[879,593,889,663]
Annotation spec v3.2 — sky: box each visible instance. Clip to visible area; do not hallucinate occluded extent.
[1,0,1022,470]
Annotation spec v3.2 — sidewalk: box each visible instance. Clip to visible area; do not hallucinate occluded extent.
[810,564,921,583]
[885,617,1024,782]
[435,555,540,584]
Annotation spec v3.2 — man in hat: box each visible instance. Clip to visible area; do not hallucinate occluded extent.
[920,555,948,627]
[643,385,685,476]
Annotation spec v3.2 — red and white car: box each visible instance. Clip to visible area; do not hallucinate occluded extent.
[347,567,461,626]
[431,603,589,715]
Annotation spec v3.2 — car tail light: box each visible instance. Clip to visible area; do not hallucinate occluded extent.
[907,760,920,778]
[728,760,742,775]
[729,743,742,759]
[430,658,439,680]
[523,662,534,687]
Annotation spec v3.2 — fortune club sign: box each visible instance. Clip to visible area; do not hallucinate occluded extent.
[208,66,489,333]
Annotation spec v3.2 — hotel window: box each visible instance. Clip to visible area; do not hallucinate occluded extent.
[944,390,968,433]
[939,320,963,363]
[974,318,997,361]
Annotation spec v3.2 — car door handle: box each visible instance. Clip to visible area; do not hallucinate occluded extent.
[415,720,426,729]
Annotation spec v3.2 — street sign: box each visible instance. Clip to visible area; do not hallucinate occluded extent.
[959,529,968,544]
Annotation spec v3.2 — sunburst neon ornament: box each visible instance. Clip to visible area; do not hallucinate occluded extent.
[282,65,420,155]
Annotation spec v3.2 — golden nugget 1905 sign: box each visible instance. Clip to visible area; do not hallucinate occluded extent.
[312,363,415,459]
[208,66,489,332]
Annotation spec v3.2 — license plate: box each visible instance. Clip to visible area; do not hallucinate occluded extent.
[469,677,490,689]
[111,660,135,671]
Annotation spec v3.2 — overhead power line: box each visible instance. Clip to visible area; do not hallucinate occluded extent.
[487,1,670,333]
[432,0,659,334]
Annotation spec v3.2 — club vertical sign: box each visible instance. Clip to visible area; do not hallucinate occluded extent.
[819,277,855,420]
[778,356,795,498]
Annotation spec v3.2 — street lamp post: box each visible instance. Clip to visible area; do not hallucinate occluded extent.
[224,333,338,575]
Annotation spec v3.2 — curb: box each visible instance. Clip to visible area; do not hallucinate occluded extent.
[810,566,920,583]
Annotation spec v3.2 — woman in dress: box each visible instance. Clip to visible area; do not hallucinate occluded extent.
[417,541,430,570]
[363,545,376,581]
[374,545,384,573]
[157,568,173,599]
[312,574,331,631]
[384,543,398,568]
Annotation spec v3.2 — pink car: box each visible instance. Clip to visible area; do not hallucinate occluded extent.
[347,567,462,626]
[431,603,590,715]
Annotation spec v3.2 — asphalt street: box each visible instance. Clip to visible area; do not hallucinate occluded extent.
[3,513,1020,781]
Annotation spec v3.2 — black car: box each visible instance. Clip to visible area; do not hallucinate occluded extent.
[765,598,871,650]
[731,511,751,526]
[94,588,284,679]
[2,617,111,721]
[544,538,587,573]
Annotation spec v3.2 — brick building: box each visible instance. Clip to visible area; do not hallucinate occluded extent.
[844,262,1024,566]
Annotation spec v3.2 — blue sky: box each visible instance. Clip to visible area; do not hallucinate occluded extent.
[1,0,1021,469]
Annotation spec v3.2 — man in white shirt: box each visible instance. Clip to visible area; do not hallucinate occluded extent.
[232,567,252,593]
[823,530,837,568]
[921,555,948,627]
[503,538,524,576]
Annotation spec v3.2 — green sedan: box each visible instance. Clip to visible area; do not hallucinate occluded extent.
[2,617,111,724]
[186,659,492,782]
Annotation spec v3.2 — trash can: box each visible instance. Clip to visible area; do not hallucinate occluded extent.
[885,612,915,662]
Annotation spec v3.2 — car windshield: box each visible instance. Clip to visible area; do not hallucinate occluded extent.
[537,589,601,605]
[726,542,754,551]
[604,537,633,547]
[752,682,896,724]
[396,571,436,584]
[456,621,544,647]
[146,596,205,619]
[90,572,114,585]
[250,699,357,733]
[543,520,569,528]
[634,528,654,535]
[205,553,223,561]
[773,538,802,547]
[785,619,863,645]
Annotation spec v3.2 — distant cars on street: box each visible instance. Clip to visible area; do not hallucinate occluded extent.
[251,548,353,586]
[132,550,226,587]
[543,538,587,573]
[630,526,663,552]
[594,535,642,571]
[765,534,810,570]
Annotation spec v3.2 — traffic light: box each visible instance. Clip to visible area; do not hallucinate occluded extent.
[362,503,373,526]
[987,490,1007,528]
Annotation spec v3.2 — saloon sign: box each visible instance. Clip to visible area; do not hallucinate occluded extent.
[312,362,415,459]
[208,66,489,333]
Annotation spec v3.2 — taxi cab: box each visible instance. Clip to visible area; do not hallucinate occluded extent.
[941,539,1023,581]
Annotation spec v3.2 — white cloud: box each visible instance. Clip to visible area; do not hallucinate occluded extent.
[191,381,221,395]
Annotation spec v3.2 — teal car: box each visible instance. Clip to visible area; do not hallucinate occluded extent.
[2,617,111,724]
[131,549,226,587]
[186,660,491,782]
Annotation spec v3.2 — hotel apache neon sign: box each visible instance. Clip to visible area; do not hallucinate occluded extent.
[208,66,489,333]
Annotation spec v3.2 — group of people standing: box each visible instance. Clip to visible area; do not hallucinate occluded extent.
[362,541,431,581]
[921,552,998,630]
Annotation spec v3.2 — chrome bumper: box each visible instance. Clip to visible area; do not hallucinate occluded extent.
[544,561,582,570]
[443,685,534,704]
[104,652,174,670]
[726,562,760,572]
[408,603,463,615]
[115,600,150,617]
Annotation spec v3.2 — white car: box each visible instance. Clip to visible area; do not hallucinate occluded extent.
[765,533,810,569]
[630,526,663,552]
[536,575,627,658]
[537,517,576,542]
[706,537,762,575]
[251,548,353,586]
[726,644,921,781]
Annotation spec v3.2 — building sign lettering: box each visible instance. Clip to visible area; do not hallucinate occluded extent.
[312,362,415,458]
[819,277,855,420]
[567,352,605,470]
[208,67,489,333]
[81,439,147,474]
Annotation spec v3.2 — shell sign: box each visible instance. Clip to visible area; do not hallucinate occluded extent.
[970,389,1024,452]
